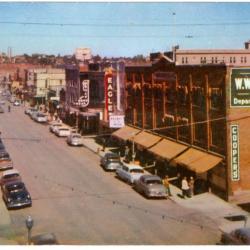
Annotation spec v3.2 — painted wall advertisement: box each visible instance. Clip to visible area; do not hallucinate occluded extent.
[231,68,250,107]
[231,125,240,181]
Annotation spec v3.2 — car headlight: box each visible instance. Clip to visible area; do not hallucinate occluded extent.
[7,198,12,202]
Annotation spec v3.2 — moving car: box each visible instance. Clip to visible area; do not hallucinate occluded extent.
[0,169,21,187]
[33,112,48,123]
[55,127,71,137]
[0,151,13,170]
[221,227,250,245]
[66,133,83,146]
[2,181,32,209]
[13,100,21,106]
[116,163,144,184]
[134,175,167,199]
[100,152,122,171]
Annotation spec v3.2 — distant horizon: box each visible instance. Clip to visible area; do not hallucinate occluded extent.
[1,2,250,57]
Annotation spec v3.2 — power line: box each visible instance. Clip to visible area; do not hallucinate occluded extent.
[1,20,250,27]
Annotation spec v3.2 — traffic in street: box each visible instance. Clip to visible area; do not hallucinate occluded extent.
[0,96,220,244]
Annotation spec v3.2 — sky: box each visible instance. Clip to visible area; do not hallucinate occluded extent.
[1,2,250,57]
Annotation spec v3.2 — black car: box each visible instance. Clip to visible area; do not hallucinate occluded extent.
[2,181,32,209]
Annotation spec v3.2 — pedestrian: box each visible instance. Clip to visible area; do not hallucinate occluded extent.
[181,176,190,198]
[188,176,195,197]
[8,105,11,112]
[102,138,106,152]
[162,175,172,196]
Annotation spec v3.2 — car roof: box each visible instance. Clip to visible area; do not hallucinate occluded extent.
[2,169,19,176]
[123,163,143,170]
[142,175,161,181]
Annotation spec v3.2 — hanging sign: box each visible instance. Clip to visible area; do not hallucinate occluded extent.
[105,73,113,119]
[77,80,89,107]
[231,125,240,181]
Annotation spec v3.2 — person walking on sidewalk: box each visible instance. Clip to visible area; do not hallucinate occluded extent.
[188,176,195,197]
[181,176,190,198]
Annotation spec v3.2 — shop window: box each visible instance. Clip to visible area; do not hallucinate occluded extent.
[177,86,188,104]
[166,88,176,103]
[163,113,175,127]
[192,87,205,108]
[210,88,223,109]
[178,116,189,137]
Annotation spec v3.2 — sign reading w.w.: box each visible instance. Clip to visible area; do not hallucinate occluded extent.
[231,68,250,107]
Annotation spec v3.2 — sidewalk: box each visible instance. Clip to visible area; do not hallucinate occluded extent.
[81,136,250,234]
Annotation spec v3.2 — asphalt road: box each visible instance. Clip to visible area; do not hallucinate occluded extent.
[0,103,221,245]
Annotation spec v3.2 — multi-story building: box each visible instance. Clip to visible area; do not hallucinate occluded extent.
[174,41,250,66]
[75,48,92,62]
[113,55,250,203]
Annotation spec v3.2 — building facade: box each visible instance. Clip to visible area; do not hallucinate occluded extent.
[122,56,250,203]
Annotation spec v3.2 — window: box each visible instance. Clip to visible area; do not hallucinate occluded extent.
[185,57,188,64]
[215,57,218,63]
[241,57,243,63]
[182,57,185,64]
[233,57,236,63]
[230,57,232,63]
[244,57,247,63]
[211,57,214,63]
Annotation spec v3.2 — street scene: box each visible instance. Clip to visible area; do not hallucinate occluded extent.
[0,2,250,246]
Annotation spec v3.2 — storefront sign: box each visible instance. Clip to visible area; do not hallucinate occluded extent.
[231,125,240,181]
[231,68,250,107]
[77,80,89,107]
[105,73,113,119]
[109,115,125,128]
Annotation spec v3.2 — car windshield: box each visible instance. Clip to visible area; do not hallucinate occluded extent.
[0,153,10,160]
[130,169,144,174]
[60,128,69,131]
[37,114,45,117]
[108,157,120,162]
[146,179,162,185]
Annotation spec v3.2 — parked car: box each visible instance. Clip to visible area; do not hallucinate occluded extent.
[66,133,83,146]
[33,112,48,123]
[49,122,63,133]
[31,233,59,245]
[30,111,39,120]
[55,127,71,137]
[0,139,5,151]
[0,151,13,170]
[25,107,38,115]
[0,106,4,113]
[2,181,32,209]
[134,175,167,199]
[0,169,21,187]
[0,100,5,105]
[13,100,21,106]
[116,163,144,184]
[100,152,122,171]
[221,227,250,245]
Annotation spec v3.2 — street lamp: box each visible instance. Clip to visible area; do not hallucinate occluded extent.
[25,215,34,245]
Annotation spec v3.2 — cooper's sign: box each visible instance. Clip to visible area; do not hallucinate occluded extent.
[231,68,250,107]
[77,80,89,107]
[105,73,113,119]
[231,125,240,181]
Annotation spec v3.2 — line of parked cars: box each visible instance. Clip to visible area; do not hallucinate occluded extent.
[25,107,48,123]
[100,152,167,199]
[0,138,32,209]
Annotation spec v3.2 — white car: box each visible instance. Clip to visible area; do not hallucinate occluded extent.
[30,111,39,120]
[66,133,83,146]
[25,107,38,115]
[33,112,48,123]
[55,127,71,137]
[116,163,144,185]
[49,122,63,133]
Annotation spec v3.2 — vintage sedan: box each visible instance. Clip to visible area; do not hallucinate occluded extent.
[55,127,71,137]
[66,133,83,146]
[2,181,32,209]
[100,152,122,171]
[134,175,167,199]
[0,169,21,187]
[0,151,13,170]
[49,122,63,133]
[116,163,144,184]
[221,227,250,245]
[25,107,38,115]
[33,112,48,123]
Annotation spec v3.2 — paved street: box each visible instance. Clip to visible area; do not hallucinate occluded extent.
[0,104,220,245]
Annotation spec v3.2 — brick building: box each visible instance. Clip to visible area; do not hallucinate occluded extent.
[114,56,250,203]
